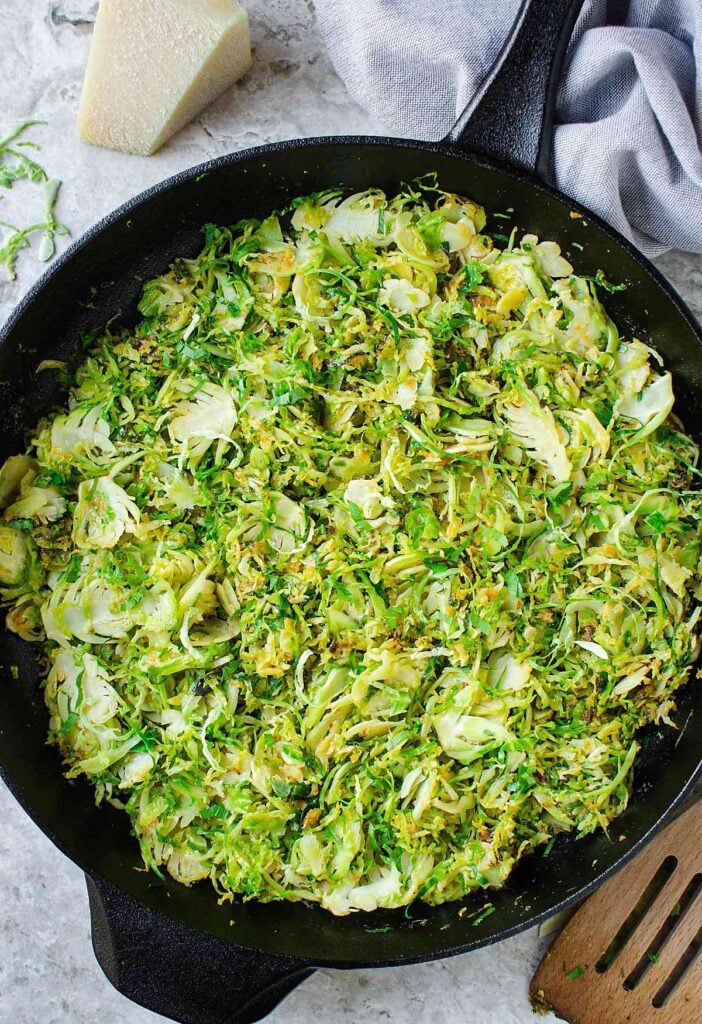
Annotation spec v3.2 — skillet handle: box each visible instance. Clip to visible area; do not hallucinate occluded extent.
[444,0,586,177]
[86,875,314,1024]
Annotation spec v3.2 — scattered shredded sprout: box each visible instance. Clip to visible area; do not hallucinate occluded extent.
[2,183,701,915]
[0,120,69,280]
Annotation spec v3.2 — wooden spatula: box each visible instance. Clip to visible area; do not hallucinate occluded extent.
[530,799,702,1024]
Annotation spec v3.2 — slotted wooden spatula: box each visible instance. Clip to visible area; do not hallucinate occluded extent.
[530,799,702,1024]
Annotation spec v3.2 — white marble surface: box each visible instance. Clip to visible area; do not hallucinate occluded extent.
[0,2,700,1023]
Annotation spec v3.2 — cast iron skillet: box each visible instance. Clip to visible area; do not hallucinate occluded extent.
[1,1,701,1022]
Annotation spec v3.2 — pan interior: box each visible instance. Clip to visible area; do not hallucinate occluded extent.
[0,139,700,966]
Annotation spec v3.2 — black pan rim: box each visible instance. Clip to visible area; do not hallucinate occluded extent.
[3,737,699,969]
[1,132,701,967]
[3,134,702,356]
[89,766,702,970]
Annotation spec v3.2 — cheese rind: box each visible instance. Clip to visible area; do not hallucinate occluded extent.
[77,0,252,156]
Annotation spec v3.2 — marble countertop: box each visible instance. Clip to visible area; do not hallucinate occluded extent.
[1,2,700,1023]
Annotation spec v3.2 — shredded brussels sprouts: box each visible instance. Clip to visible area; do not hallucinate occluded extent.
[2,182,701,915]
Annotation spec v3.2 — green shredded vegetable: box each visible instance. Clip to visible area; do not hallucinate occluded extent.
[0,120,69,280]
[565,965,586,980]
[1,183,701,916]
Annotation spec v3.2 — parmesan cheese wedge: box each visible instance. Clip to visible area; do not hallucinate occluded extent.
[77,0,252,156]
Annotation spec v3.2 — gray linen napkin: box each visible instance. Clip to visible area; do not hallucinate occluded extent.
[315,0,702,256]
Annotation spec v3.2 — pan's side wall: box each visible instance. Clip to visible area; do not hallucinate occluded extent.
[1,140,700,966]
